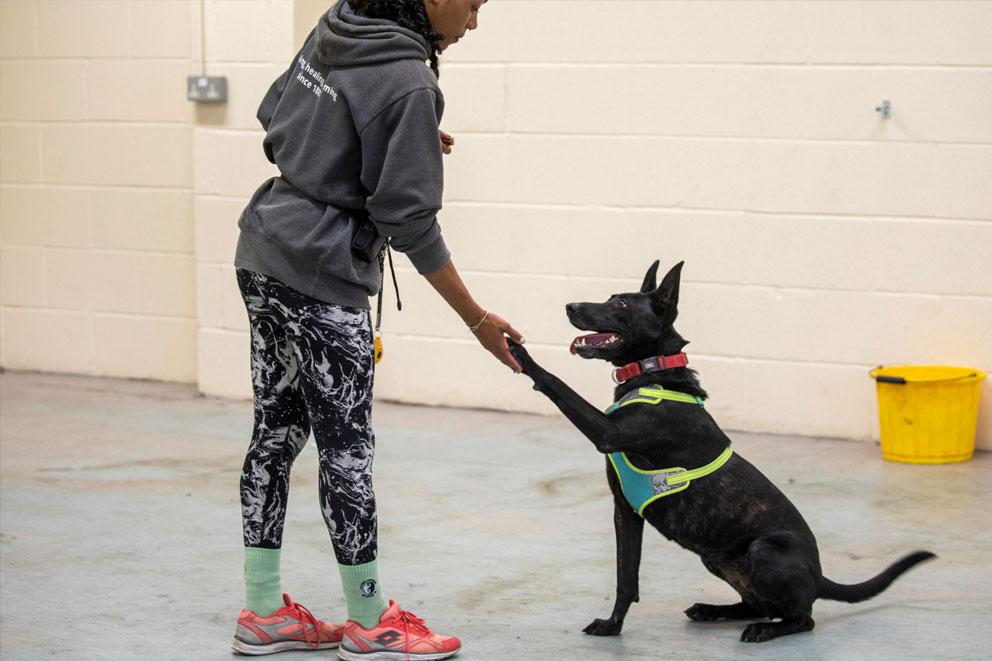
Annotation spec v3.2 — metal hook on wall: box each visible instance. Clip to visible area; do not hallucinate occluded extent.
[875,100,892,120]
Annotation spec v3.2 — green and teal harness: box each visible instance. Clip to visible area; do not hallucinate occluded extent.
[605,385,733,516]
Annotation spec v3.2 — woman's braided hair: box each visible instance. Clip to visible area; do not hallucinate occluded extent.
[349,0,443,77]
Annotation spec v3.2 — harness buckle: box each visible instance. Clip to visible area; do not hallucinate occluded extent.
[650,468,688,494]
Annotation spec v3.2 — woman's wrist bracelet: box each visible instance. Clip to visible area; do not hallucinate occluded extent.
[468,309,489,332]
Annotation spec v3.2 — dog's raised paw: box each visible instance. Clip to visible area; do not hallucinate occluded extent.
[583,618,622,636]
[507,341,535,372]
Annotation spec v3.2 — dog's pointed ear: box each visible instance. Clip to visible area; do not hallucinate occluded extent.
[652,261,684,321]
[640,260,660,293]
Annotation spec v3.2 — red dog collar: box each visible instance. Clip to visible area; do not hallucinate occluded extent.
[612,353,689,384]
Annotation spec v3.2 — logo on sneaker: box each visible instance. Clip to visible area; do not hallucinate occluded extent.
[360,579,377,597]
[374,631,402,646]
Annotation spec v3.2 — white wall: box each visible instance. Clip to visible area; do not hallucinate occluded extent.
[1,0,197,381]
[2,1,989,449]
[192,0,292,396]
[380,0,992,447]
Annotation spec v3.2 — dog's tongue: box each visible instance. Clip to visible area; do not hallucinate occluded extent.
[570,332,620,355]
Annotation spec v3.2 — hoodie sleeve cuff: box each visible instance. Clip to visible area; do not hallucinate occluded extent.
[404,233,450,275]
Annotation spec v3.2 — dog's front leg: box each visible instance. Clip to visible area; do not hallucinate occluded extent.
[585,462,645,636]
[508,341,620,452]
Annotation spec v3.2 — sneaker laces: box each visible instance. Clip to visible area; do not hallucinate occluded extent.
[397,609,431,637]
[289,602,321,650]
[393,609,432,661]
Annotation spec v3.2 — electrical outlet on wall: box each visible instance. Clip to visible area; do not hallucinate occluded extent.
[187,76,228,103]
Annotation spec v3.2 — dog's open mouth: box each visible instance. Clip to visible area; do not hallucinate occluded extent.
[570,332,622,356]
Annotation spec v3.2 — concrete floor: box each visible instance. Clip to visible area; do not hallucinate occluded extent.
[1,371,990,661]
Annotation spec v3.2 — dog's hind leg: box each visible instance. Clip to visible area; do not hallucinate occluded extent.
[738,534,818,642]
[685,602,762,622]
[584,463,645,636]
[687,550,768,622]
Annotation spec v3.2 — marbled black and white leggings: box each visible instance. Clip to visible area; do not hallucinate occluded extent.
[237,268,377,565]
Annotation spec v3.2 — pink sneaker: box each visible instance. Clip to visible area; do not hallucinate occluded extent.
[232,593,344,655]
[338,600,460,660]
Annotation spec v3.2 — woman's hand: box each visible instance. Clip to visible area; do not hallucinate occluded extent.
[470,310,524,372]
[440,130,455,155]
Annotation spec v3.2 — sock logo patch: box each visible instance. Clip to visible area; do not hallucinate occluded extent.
[360,579,377,597]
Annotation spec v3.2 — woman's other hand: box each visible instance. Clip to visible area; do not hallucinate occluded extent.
[440,130,455,154]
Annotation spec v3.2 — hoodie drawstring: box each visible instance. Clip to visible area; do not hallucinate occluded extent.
[373,243,401,364]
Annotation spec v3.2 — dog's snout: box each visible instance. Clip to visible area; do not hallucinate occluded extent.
[565,303,578,316]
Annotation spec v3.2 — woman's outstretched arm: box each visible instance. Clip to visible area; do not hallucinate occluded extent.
[424,259,523,372]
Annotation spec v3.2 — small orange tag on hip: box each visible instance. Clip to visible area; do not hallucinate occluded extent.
[373,335,384,364]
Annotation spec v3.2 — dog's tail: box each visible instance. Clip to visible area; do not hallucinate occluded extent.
[818,551,936,603]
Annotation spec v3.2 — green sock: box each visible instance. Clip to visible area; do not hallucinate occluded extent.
[338,560,388,628]
[244,547,284,616]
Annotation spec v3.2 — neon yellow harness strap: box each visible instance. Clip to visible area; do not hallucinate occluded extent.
[604,384,732,516]
[608,446,734,516]
[676,445,734,483]
[605,385,703,414]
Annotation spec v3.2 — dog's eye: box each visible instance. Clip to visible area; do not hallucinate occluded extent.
[616,298,628,308]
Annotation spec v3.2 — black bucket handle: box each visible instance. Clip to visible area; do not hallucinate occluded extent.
[871,366,979,385]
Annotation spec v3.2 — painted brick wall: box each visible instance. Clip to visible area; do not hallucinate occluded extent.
[1,0,197,381]
[376,0,992,447]
[193,0,293,396]
[2,1,989,450]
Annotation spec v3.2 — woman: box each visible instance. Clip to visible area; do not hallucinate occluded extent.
[230,1,514,658]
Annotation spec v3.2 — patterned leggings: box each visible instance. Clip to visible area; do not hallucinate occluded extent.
[237,268,377,565]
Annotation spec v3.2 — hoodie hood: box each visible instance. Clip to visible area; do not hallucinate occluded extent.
[317,0,431,68]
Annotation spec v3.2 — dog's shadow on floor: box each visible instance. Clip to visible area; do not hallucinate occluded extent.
[680,601,899,635]
[684,619,751,637]
[813,599,949,625]
[816,602,895,625]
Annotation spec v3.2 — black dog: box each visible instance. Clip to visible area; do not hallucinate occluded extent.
[508,260,934,643]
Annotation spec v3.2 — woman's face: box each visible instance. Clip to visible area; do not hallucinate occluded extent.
[424,0,486,51]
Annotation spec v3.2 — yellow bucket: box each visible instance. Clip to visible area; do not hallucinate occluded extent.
[869,365,986,464]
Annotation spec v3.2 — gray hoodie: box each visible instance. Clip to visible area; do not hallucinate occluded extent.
[235,0,449,309]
